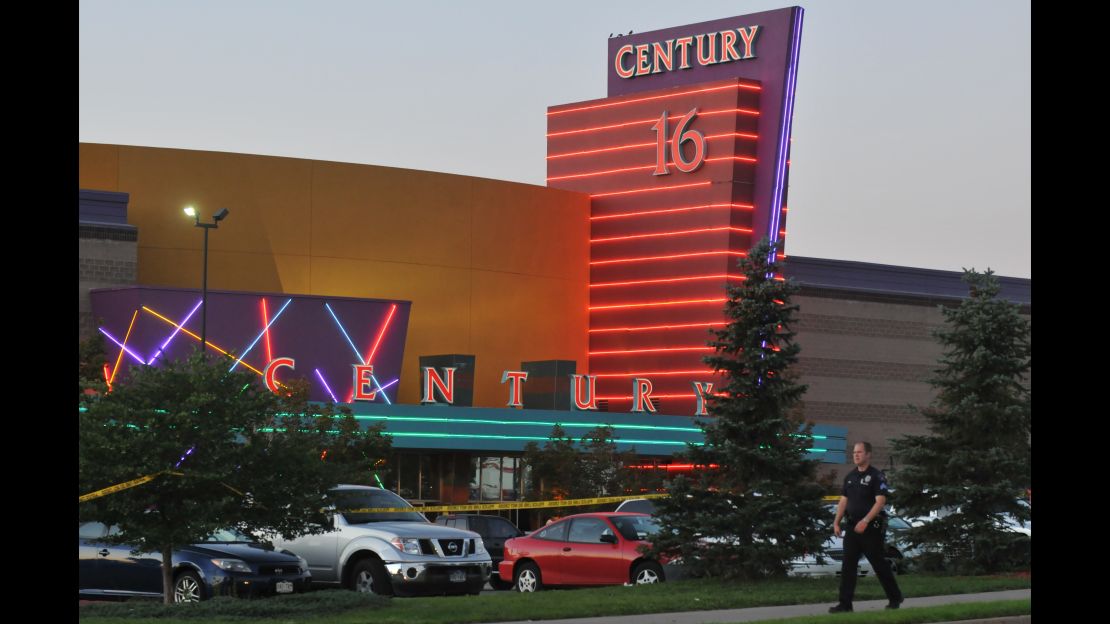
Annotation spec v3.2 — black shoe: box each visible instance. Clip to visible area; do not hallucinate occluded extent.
[886,598,904,609]
[828,604,853,613]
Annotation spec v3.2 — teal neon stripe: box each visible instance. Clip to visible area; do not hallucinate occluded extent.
[351,414,824,439]
[258,427,697,446]
[387,431,693,446]
[80,408,827,445]
[351,414,702,433]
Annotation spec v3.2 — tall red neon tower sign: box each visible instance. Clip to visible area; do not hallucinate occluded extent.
[547,7,804,415]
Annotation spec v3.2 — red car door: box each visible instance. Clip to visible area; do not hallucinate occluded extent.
[562,516,627,585]
[525,519,571,585]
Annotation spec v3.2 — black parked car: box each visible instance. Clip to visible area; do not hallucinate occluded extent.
[79,523,312,602]
[434,514,523,590]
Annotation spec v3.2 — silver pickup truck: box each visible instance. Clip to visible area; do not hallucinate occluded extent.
[272,484,491,596]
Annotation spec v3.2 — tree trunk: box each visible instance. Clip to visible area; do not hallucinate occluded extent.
[162,545,174,605]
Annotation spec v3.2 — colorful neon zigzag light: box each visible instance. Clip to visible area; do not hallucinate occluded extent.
[324,302,397,404]
[106,309,141,385]
[262,298,273,363]
[140,306,266,377]
[315,368,339,403]
[147,300,203,365]
[99,326,145,368]
[229,298,292,372]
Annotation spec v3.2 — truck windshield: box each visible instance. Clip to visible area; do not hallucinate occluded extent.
[332,489,428,524]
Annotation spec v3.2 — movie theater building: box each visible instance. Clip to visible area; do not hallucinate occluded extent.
[80,7,1030,510]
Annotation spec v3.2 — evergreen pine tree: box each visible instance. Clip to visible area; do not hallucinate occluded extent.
[648,237,826,579]
[891,269,1031,573]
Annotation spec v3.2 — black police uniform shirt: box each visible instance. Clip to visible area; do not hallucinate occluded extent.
[842,465,889,524]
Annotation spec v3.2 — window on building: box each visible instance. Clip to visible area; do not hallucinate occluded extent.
[420,454,440,500]
[480,457,501,501]
[399,454,419,500]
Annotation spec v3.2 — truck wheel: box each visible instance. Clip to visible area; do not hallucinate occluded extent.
[490,575,514,591]
[514,562,542,592]
[350,558,393,596]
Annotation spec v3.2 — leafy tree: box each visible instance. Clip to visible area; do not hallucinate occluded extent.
[648,237,826,579]
[79,350,390,603]
[522,424,580,502]
[278,378,394,486]
[891,269,1031,573]
[522,425,657,521]
[79,333,109,403]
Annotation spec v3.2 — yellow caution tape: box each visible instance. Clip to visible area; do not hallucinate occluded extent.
[82,474,842,511]
[344,493,845,514]
[340,493,669,514]
[79,470,185,503]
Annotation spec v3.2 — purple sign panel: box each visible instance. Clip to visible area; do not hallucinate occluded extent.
[89,286,411,405]
[606,6,804,247]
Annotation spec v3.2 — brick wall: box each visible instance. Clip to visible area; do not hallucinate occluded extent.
[80,232,138,339]
[794,294,950,482]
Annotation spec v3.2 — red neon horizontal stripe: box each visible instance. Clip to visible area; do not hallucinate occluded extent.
[547,132,757,160]
[597,394,698,400]
[592,181,711,199]
[706,156,757,164]
[590,298,726,311]
[591,274,744,288]
[594,370,716,377]
[592,202,752,221]
[628,464,721,470]
[591,227,752,244]
[589,322,727,333]
[548,141,652,158]
[549,163,660,182]
[590,346,714,355]
[548,83,761,116]
[590,250,746,266]
[548,108,760,138]
[549,156,755,182]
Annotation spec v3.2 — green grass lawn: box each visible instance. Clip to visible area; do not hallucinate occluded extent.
[79,573,1031,624]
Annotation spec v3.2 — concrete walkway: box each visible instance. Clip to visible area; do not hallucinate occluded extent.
[486,589,1031,624]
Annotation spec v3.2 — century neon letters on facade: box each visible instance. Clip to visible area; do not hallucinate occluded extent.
[265,361,716,416]
[614,26,760,79]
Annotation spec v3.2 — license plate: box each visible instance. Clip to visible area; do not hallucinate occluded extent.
[449,570,466,583]
[276,581,294,593]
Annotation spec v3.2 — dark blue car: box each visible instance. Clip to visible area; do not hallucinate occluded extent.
[79,522,312,602]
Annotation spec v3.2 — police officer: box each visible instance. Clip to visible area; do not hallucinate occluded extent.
[828,441,904,613]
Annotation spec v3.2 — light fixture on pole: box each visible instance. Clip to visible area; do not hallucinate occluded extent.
[183,206,230,354]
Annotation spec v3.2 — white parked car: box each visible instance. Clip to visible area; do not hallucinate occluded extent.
[271,485,491,596]
[788,534,876,577]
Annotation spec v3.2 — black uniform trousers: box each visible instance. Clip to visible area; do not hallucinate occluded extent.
[838,522,903,607]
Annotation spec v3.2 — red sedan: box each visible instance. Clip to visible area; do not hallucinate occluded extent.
[498,512,667,592]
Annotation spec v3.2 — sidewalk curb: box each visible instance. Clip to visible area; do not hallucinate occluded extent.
[485,589,1031,624]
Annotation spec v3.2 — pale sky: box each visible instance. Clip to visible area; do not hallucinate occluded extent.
[79,0,1030,278]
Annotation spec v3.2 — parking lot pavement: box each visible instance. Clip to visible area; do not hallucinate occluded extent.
[481,589,1031,624]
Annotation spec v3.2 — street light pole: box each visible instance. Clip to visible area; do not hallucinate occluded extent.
[184,206,230,355]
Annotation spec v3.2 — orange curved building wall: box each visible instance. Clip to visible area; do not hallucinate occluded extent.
[79,143,590,407]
